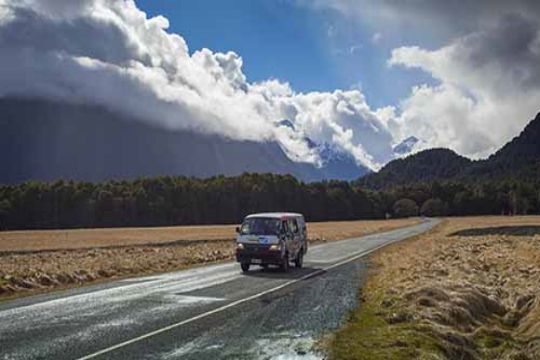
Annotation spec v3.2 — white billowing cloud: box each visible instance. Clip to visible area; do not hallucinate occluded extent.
[303,0,540,159]
[287,90,393,167]
[0,0,395,170]
[389,14,540,158]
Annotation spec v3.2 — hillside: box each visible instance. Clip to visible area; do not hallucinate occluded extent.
[464,112,540,177]
[357,148,472,189]
[359,112,540,189]
[0,98,369,183]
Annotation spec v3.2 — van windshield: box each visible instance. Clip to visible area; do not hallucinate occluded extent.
[240,218,281,236]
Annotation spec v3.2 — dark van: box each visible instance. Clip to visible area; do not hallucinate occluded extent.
[235,213,307,272]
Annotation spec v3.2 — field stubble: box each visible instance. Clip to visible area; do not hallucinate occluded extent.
[0,218,418,299]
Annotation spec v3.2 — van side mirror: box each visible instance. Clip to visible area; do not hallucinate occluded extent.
[235,226,240,234]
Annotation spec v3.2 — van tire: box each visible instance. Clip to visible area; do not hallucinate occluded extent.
[280,253,289,272]
[294,249,303,268]
[240,263,250,272]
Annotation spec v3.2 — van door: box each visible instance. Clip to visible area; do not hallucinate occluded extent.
[281,220,292,257]
[288,218,301,258]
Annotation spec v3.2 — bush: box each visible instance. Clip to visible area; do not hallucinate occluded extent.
[393,198,419,218]
[420,198,447,217]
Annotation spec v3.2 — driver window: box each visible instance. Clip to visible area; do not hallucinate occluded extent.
[290,219,299,234]
[281,220,288,234]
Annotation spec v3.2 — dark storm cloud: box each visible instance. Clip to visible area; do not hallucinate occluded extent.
[457,14,540,90]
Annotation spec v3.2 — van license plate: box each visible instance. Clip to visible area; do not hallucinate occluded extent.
[251,259,262,264]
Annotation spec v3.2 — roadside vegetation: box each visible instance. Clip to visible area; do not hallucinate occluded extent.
[328,216,540,360]
[0,218,418,299]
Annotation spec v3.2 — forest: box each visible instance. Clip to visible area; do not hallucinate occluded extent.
[0,172,538,230]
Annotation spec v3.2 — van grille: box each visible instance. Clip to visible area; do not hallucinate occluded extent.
[243,244,270,254]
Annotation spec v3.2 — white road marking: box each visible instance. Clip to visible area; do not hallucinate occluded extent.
[163,295,226,304]
[76,220,437,360]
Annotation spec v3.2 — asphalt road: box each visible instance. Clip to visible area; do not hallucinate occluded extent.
[0,219,439,360]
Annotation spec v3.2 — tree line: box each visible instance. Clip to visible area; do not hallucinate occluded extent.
[0,173,538,230]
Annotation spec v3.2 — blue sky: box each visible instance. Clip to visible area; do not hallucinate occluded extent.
[136,0,433,108]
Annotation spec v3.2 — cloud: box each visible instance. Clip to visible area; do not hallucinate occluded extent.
[0,0,394,170]
[5,0,537,170]
[303,0,540,159]
[389,13,540,158]
[371,33,382,44]
[303,0,540,43]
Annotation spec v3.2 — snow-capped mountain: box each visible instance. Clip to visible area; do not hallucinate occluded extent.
[311,141,370,180]
[393,136,423,156]
[276,119,370,180]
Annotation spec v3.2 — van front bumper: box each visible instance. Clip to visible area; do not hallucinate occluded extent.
[236,244,283,264]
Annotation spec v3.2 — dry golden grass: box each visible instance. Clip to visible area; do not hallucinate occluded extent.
[0,240,235,297]
[308,218,420,242]
[329,215,540,360]
[0,224,237,252]
[0,218,420,252]
[0,218,420,299]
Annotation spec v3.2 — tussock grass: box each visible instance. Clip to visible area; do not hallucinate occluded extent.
[328,216,540,360]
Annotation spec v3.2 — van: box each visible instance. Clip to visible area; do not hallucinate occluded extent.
[235,212,307,272]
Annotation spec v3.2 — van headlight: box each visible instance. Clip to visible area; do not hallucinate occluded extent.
[237,243,244,250]
[269,244,281,251]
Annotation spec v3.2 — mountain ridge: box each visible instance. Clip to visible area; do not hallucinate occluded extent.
[358,111,540,189]
[0,97,369,184]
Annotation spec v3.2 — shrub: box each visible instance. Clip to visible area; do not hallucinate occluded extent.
[420,198,447,217]
[393,198,419,218]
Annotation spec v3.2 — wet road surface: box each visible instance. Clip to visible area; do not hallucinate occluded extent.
[0,219,439,360]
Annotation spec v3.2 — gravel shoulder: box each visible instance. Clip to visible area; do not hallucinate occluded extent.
[328,215,540,360]
[0,218,419,299]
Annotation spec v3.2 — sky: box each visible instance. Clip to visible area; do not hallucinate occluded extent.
[136,0,434,108]
[0,0,539,171]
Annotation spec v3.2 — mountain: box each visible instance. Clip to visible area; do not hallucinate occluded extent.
[464,112,540,177]
[358,148,472,189]
[278,118,369,180]
[393,136,420,155]
[0,98,369,184]
[493,112,540,161]
[318,143,371,181]
[359,111,540,189]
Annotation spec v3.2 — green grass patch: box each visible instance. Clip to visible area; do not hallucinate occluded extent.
[328,290,442,360]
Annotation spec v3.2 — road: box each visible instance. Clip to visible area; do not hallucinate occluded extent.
[0,219,439,360]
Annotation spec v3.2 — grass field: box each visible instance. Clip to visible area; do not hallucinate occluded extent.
[0,218,419,298]
[0,218,419,252]
[328,215,540,360]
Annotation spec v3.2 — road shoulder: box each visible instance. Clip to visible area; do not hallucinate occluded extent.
[327,216,540,359]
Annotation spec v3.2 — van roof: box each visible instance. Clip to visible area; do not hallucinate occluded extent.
[245,212,304,220]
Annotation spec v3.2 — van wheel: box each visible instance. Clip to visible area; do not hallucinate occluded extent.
[280,253,289,272]
[240,263,250,272]
[294,249,304,268]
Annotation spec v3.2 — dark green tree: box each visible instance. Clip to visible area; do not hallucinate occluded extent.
[420,198,447,217]
[393,198,419,218]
